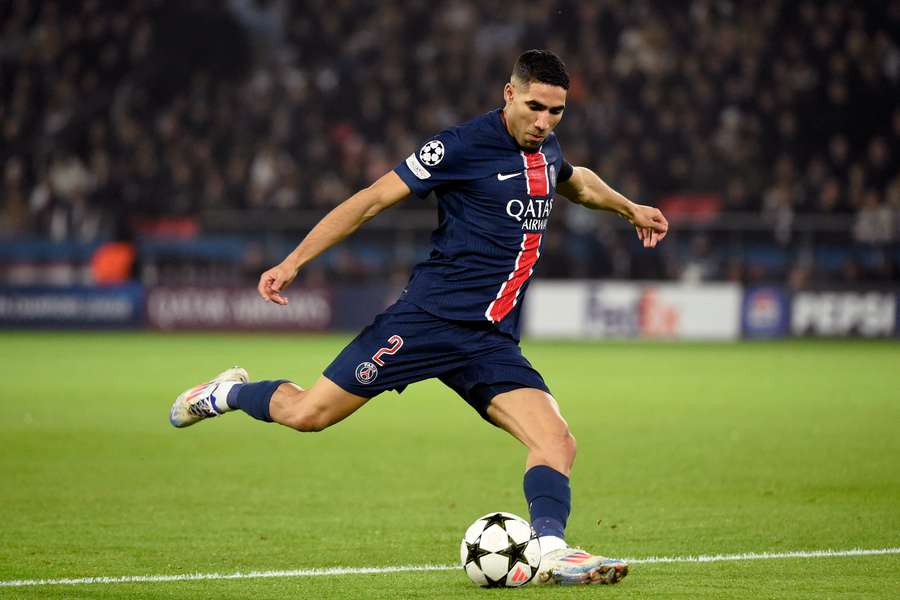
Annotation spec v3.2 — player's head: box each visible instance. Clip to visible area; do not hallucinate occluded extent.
[503,50,569,150]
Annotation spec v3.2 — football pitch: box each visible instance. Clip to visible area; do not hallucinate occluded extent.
[1,332,898,598]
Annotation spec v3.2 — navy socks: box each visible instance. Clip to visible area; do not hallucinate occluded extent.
[225,380,287,423]
[523,465,571,540]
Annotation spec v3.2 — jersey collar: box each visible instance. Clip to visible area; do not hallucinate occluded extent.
[493,108,544,154]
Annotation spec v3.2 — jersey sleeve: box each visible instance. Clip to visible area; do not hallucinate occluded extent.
[558,160,574,183]
[393,130,466,199]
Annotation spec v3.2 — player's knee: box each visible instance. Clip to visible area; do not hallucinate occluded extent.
[532,429,576,472]
[548,430,576,471]
[286,412,328,432]
[558,430,577,467]
[283,405,331,432]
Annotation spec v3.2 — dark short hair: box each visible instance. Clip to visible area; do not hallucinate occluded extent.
[512,49,570,90]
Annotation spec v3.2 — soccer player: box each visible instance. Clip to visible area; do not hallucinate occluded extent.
[170,50,668,585]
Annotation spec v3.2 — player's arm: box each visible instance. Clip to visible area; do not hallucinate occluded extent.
[556,165,668,247]
[258,171,411,305]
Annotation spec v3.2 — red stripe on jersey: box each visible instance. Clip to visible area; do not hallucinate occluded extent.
[485,233,542,322]
[521,149,549,196]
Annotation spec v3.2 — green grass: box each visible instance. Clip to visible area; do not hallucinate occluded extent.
[1,333,898,598]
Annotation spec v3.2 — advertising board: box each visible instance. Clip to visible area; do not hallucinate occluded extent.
[146,286,331,331]
[741,287,791,339]
[525,281,741,340]
[0,285,144,328]
[791,290,897,337]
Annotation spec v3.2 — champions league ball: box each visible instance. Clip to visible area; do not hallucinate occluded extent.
[460,512,542,587]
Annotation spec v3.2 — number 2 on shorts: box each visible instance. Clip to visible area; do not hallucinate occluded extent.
[372,335,404,366]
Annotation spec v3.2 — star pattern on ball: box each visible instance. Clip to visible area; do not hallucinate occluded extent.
[482,572,506,588]
[480,512,517,530]
[497,535,532,573]
[464,540,492,571]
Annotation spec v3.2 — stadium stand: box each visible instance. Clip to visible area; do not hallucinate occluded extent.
[1,0,898,285]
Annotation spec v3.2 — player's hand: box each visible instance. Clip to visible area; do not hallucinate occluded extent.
[630,203,669,248]
[258,262,299,305]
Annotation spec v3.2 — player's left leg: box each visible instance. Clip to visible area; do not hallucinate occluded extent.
[486,387,575,475]
[487,389,628,585]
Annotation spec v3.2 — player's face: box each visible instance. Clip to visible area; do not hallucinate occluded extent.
[502,80,566,149]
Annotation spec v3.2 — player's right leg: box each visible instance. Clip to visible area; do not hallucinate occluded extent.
[170,368,369,431]
[169,300,443,432]
[169,366,249,427]
[268,376,369,431]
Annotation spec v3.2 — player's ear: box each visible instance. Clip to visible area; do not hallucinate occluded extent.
[504,82,515,105]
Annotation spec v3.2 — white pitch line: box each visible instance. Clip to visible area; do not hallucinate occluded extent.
[625,547,900,564]
[0,564,456,588]
[2,547,898,588]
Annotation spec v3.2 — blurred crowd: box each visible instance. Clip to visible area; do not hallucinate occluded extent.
[1,0,899,282]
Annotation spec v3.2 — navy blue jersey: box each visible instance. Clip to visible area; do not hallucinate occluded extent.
[394,109,571,340]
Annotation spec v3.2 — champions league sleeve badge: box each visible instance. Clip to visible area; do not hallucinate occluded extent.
[419,140,445,166]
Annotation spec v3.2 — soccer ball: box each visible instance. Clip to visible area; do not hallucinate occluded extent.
[460,512,542,587]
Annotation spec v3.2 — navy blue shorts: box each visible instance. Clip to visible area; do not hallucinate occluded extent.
[323,300,549,421]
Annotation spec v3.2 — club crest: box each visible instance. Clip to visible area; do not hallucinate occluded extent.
[355,361,378,384]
